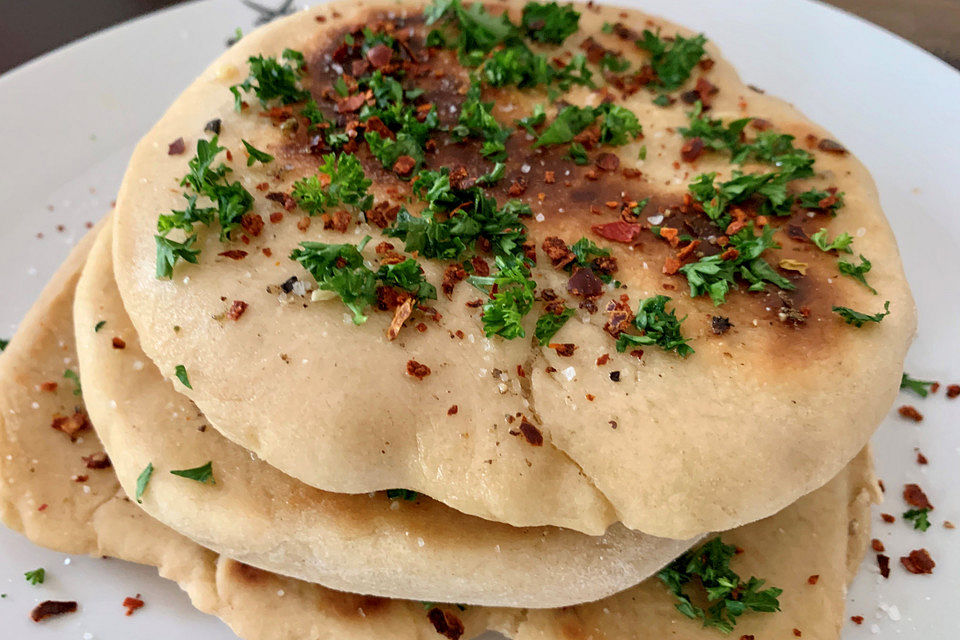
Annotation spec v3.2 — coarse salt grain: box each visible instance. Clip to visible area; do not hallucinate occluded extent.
[562,366,576,381]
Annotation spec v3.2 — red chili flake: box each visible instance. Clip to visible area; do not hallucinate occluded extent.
[82,452,111,469]
[944,521,955,529]
[871,539,885,553]
[850,616,864,625]
[112,337,126,349]
[266,192,296,211]
[262,248,272,257]
[465,298,484,308]
[916,451,928,465]
[218,250,248,260]
[662,257,681,275]
[548,343,577,357]
[946,384,960,398]
[881,513,895,523]
[269,211,284,224]
[241,213,265,237]
[470,256,490,277]
[595,152,620,172]
[447,405,458,416]
[592,220,641,243]
[123,595,145,616]
[367,201,400,229]
[31,600,78,622]
[930,382,940,393]
[51,410,91,441]
[507,177,528,197]
[630,349,644,360]
[392,155,416,177]
[903,483,933,510]
[898,405,923,422]
[427,608,464,640]
[226,300,249,321]
[567,268,604,298]
[167,137,186,155]
[680,137,704,162]
[876,553,891,578]
[366,43,393,69]
[807,575,819,585]
[406,360,431,380]
[255,182,269,191]
[517,417,544,446]
[441,264,468,298]
[544,171,555,184]
[596,354,610,366]
[40,381,58,392]
[297,216,311,232]
[792,630,802,638]
[900,548,935,574]
[817,138,848,154]
[542,236,576,268]
[73,474,88,483]
[585,393,595,401]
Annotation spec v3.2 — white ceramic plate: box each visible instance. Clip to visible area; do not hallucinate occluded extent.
[0,0,958,637]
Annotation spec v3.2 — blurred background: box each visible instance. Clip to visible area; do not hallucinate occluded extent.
[1,0,958,75]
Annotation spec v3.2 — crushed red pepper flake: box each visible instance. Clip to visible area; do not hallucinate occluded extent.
[898,405,923,422]
[40,381,58,392]
[387,298,416,341]
[30,600,78,622]
[916,451,928,465]
[167,137,186,155]
[123,595,145,616]
[792,630,802,638]
[218,250,248,260]
[903,484,933,510]
[226,300,249,321]
[51,410,90,441]
[881,513,895,523]
[876,553,891,578]
[426,607,464,640]
[850,616,864,625]
[112,337,126,349]
[900,548,935,574]
[871,538,885,553]
[807,575,819,585]
[241,213,265,237]
[269,211,284,223]
[517,417,544,446]
[548,343,577,357]
[83,451,112,469]
[406,359,431,380]
[596,353,610,366]
[447,405,458,416]
[946,384,960,398]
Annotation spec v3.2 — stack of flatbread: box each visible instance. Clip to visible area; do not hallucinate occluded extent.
[0,0,916,637]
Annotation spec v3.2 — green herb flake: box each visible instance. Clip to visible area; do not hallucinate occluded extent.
[565,142,589,165]
[0,339,8,351]
[174,364,192,390]
[635,29,707,91]
[230,49,309,110]
[809,228,854,254]
[135,463,154,504]
[615,295,693,357]
[535,307,575,345]
[837,255,877,294]
[170,461,215,485]
[292,153,373,215]
[386,488,419,501]
[63,369,81,396]
[24,568,45,585]
[900,373,937,398]
[94,320,106,333]
[290,242,378,324]
[155,234,200,280]
[832,301,890,327]
[903,508,931,532]
[241,139,274,166]
[468,258,536,339]
[521,2,580,44]
[657,537,782,633]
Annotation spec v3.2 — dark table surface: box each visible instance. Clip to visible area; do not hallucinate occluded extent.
[2,0,958,76]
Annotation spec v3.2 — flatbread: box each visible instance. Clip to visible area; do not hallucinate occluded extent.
[112,0,914,537]
[75,219,693,608]
[0,229,879,637]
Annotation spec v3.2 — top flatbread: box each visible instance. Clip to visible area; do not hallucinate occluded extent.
[112,0,914,537]
[0,224,879,636]
[76,219,693,608]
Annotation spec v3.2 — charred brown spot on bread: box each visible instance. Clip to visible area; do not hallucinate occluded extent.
[51,409,90,441]
[229,560,271,584]
[427,607,465,640]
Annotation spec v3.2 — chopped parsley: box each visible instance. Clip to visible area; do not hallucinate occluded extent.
[679,225,794,305]
[0,339,7,351]
[425,0,519,60]
[599,52,630,73]
[679,102,751,156]
[635,29,707,91]
[615,295,693,357]
[797,188,844,213]
[903,508,931,532]
[900,373,936,398]
[24,568,45,585]
[386,489,419,501]
[94,320,106,332]
[468,257,537,339]
[520,2,580,44]
[174,364,192,389]
[569,237,609,267]
[135,463,154,503]
[535,103,641,148]
[155,234,200,279]
[170,461,215,485]
[63,368,81,396]
[536,106,596,147]
[657,537,782,633]
[292,152,373,215]
[451,77,512,159]
[516,104,546,135]
[241,139,274,166]
[535,307,575,345]
[377,259,438,302]
[832,301,890,327]
[565,142,589,165]
[837,255,876,294]
[229,49,309,111]
[810,228,853,254]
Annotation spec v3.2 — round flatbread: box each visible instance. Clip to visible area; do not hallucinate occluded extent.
[0,230,879,636]
[76,219,694,608]
[112,0,914,537]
